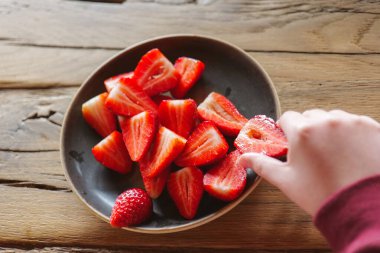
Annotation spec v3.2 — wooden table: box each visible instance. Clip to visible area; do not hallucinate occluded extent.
[1,0,379,252]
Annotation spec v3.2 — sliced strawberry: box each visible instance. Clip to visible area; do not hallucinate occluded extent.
[139,161,169,199]
[92,131,132,174]
[171,57,205,99]
[133,48,180,96]
[203,150,247,202]
[175,121,229,167]
[167,167,204,219]
[234,115,288,157]
[119,111,158,162]
[105,77,157,117]
[152,94,172,106]
[158,99,198,138]
[198,92,248,136]
[141,127,187,178]
[82,92,117,138]
[104,71,134,93]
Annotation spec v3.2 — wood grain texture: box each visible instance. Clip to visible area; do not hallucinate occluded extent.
[0,0,379,53]
[0,183,324,249]
[0,76,379,250]
[1,0,379,251]
[1,45,380,90]
[0,247,330,253]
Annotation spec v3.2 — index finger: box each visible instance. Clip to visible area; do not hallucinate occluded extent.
[278,111,307,140]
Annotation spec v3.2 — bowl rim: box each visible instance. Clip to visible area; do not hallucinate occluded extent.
[60,34,280,234]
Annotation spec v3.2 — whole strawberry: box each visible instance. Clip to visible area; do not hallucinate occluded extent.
[110,188,152,227]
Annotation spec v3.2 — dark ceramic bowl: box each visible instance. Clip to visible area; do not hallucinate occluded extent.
[61,34,280,233]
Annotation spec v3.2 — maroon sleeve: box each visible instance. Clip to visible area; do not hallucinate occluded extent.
[314,174,380,253]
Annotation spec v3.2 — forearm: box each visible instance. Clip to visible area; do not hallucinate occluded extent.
[314,174,380,253]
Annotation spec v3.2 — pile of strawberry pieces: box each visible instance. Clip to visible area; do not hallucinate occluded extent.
[82,48,288,227]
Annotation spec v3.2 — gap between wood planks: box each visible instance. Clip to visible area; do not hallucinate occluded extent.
[0,179,70,192]
[68,0,217,5]
[4,41,380,55]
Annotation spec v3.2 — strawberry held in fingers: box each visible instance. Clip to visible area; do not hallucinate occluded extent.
[171,57,205,99]
[139,161,169,199]
[110,188,152,227]
[167,167,204,219]
[141,127,187,178]
[234,115,288,157]
[82,92,117,138]
[203,150,247,201]
[158,99,198,138]
[119,111,158,162]
[105,77,157,117]
[198,92,248,136]
[104,71,134,93]
[133,48,180,96]
[92,131,132,174]
[175,121,229,167]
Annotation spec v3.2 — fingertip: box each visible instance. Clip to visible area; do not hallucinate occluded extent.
[238,153,261,170]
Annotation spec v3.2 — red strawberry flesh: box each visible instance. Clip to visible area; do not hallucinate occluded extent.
[203,150,247,201]
[104,72,134,93]
[167,167,204,219]
[133,48,180,96]
[105,77,157,117]
[92,131,132,174]
[119,111,157,162]
[198,92,248,136]
[171,57,205,99]
[234,115,288,157]
[139,161,169,199]
[158,99,198,138]
[175,121,229,167]
[141,126,187,178]
[82,92,117,138]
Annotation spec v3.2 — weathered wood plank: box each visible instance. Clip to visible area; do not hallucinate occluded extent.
[0,45,111,88]
[0,183,326,249]
[0,151,69,191]
[1,44,380,89]
[0,0,379,53]
[0,247,330,253]
[0,88,73,151]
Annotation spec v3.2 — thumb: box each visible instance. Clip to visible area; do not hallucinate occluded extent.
[238,153,288,188]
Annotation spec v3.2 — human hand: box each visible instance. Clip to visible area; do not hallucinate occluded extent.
[238,109,380,216]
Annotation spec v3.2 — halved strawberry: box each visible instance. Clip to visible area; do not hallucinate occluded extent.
[198,92,248,136]
[158,99,198,138]
[152,94,172,106]
[167,167,204,219]
[82,92,117,138]
[175,121,229,167]
[119,111,158,162]
[171,57,205,99]
[139,161,169,199]
[92,131,132,174]
[133,48,180,96]
[203,150,246,201]
[104,71,134,93]
[105,77,157,117]
[141,127,187,178]
[234,115,288,157]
